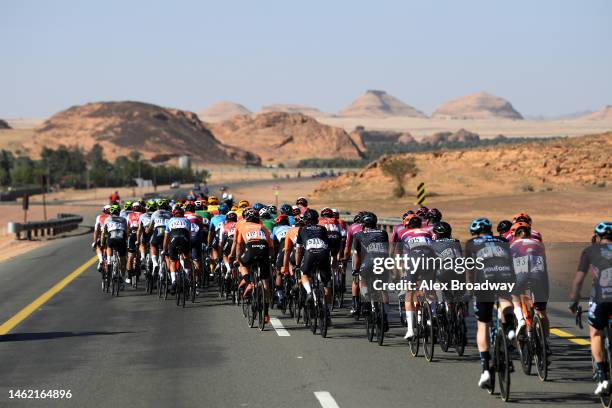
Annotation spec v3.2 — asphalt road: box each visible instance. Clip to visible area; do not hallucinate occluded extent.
[0,226,600,408]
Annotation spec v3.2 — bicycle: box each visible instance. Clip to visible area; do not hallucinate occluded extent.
[364,286,386,346]
[306,270,329,338]
[576,305,612,408]
[143,250,155,295]
[332,260,346,310]
[108,248,122,297]
[174,260,186,308]
[246,262,266,331]
[486,301,512,402]
[517,290,549,381]
[408,295,435,361]
[436,297,468,356]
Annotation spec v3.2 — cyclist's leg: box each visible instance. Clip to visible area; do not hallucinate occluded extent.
[474,299,494,386]
[589,302,611,393]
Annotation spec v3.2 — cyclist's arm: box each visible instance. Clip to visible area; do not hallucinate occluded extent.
[235,232,244,261]
[207,224,215,247]
[569,250,590,303]
[264,228,274,257]
[282,238,293,273]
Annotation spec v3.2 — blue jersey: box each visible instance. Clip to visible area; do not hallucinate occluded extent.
[288,215,295,226]
[210,215,226,231]
[272,225,291,244]
[165,217,192,234]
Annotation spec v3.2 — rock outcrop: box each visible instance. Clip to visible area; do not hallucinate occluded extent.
[338,90,427,118]
[432,91,523,120]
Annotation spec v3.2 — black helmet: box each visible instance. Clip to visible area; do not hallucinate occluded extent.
[226,212,238,222]
[280,204,292,215]
[361,212,378,229]
[427,208,442,223]
[296,197,308,207]
[321,207,334,218]
[433,221,452,239]
[303,208,319,225]
[243,208,259,223]
[497,220,512,235]
[353,211,365,224]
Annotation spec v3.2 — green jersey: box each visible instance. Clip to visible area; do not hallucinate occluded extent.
[196,210,212,221]
[262,218,275,232]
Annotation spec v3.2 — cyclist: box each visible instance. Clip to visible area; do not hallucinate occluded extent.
[271,214,292,303]
[101,204,129,285]
[147,199,172,280]
[465,217,516,389]
[184,201,206,293]
[136,200,156,275]
[497,220,512,240]
[195,200,212,221]
[93,204,111,272]
[162,206,193,293]
[295,209,332,322]
[431,221,465,305]
[235,208,274,323]
[352,211,390,331]
[396,214,434,339]
[125,201,143,284]
[296,197,309,215]
[332,209,347,249]
[424,208,442,234]
[119,201,133,218]
[208,196,220,215]
[219,211,238,277]
[416,206,429,223]
[237,199,250,219]
[260,207,275,232]
[319,207,342,271]
[569,221,612,396]
[280,203,294,225]
[503,212,542,243]
[209,203,229,275]
[282,214,304,278]
[345,212,365,315]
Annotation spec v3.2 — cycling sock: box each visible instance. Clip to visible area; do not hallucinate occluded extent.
[97,253,104,263]
[352,296,357,307]
[514,306,524,323]
[407,311,415,330]
[180,259,186,270]
[264,303,269,314]
[303,281,312,294]
[480,351,490,372]
[152,258,159,269]
[185,268,191,276]
[596,362,608,381]
[383,304,390,314]
[140,251,145,262]
[171,271,176,283]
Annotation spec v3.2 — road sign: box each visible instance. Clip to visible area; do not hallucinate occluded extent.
[416,182,426,206]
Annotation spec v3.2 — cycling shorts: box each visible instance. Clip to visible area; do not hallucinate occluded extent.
[168,232,190,261]
[150,230,165,249]
[301,250,331,287]
[240,242,270,280]
[222,237,234,256]
[473,295,512,323]
[107,237,127,257]
[127,231,138,253]
[588,301,612,330]
[191,238,203,261]
[328,237,341,258]
[511,275,549,307]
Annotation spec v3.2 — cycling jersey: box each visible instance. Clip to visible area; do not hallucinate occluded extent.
[94,213,110,234]
[353,228,389,281]
[319,217,342,256]
[165,216,192,261]
[345,223,363,253]
[220,221,237,255]
[150,209,171,247]
[208,205,220,215]
[503,229,543,243]
[397,227,435,282]
[126,212,141,231]
[138,212,153,245]
[195,210,212,221]
[296,224,331,285]
[209,214,226,244]
[120,209,132,219]
[185,212,205,259]
[237,222,272,279]
[578,243,612,303]
[104,215,128,256]
[465,235,515,290]
[510,237,549,307]
[262,218,275,233]
[337,218,347,238]
[272,224,291,269]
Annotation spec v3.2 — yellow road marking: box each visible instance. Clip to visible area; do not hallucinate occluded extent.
[0,256,97,335]
[550,328,591,346]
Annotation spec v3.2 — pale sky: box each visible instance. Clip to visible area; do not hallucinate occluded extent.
[2,0,611,118]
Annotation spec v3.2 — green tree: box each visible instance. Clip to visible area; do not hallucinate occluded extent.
[380,156,419,198]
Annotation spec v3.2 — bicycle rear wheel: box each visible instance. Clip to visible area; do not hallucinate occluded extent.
[409,322,420,357]
[258,284,265,331]
[321,302,329,338]
[310,295,318,334]
[455,305,467,356]
[438,305,449,353]
[247,289,256,328]
[423,302,434,362]
[377,303,385,346]
[495,328,511,402]
[518,324,532,376]
[366,304,375,342]
[601,327,612,408]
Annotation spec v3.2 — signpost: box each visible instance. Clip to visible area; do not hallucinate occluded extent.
[22,194,29,223]
[273,184,280,208]
[416,182,426,207]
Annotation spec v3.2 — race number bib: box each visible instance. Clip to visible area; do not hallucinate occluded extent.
[276,230,287,239]
[246,229,266,242]
[599,267,612,289]
[513,255,529,274]
[477,244,508,260]
[306,238,327,250]
[168,219,189,230]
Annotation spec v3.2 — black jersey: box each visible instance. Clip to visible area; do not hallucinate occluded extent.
[465,235,515,285]
[578,243,612,303]
[296,224,329,253]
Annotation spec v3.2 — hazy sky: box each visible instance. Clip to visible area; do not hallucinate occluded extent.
[2,0,611,118]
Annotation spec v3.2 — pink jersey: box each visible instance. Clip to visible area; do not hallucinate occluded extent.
[504,229,542,243]
[95,213,110,232]
[397,227,433,244]
[345,222,363,252]
[185,212,205,240]
[391,224,406,243]
[126,212,142,230]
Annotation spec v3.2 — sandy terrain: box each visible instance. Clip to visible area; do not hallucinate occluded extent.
[318,117,612,139]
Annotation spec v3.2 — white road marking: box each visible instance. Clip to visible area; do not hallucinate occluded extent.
[270,317,290,336]
[314,391,340,408]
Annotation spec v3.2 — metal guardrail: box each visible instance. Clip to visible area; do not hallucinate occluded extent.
[7,213,83,240]
[340,215,402,234]
[0,186,46,202]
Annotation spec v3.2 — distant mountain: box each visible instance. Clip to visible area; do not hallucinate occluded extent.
[525,110,595,121]
[198,101,252,122]
[432,91,523,120]
[582,106,612,121]
[338,90,427,118]
[28,101,260,165]
[260,104,331,117]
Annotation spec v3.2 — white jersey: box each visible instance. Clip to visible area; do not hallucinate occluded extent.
[104,216,128,240]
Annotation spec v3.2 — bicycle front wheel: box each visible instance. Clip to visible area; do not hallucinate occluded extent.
[423,302,434,362]
[495,328,511,402]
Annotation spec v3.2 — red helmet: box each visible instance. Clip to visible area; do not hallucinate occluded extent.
[275,214,289,224]
[512,212,532,225]
[403,213,422,228]
[172,207,184,217]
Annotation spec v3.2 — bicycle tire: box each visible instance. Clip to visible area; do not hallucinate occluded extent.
[518,324,532,376]
[602,326,612,408]
[455,305,467,356]
[438,304,449,353]
[247,288,256,328]
[423,302,434,362]
[258,284,265,331]
[181,272,186,308]
[310,294,318,334]
[163,266,169,300]
[321,302,329,338]
[532,315,548,381]
[366,304,375,342]
[495,328,511,402]
[377,303,385,346]
[409,319,420,357]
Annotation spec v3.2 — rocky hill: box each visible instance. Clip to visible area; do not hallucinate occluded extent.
[260,104,330,117]
[583,106,612,121]
[198,101,252,122]
[315,132,611,200]
[207,112,364,164]
[0,119,11,129]
[28,101,261,164]
[432,91,523,120]
[338,90,427,118]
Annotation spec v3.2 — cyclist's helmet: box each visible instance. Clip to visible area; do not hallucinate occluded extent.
[416,206,429,218]
[403,213,422,228]
[433,221,452,239]
[231,205,238,212]
[292,206,301,216]
[275,214,289,225]
[268,205,277,215]
[321,207,334,218]
[296,197,308,207]
[280,204,292,215]
[145,200,157,212]
[512,212,532,225]
[132,201,143,212]
[172,207,184,217]
[303,208,319,225]
[427,208,442,223]
[184,201,195,212]
[353,211,365,224]
[208,196,219,205]
[332,209,340,219]
[469,217,493,235]
[295,214,305,226]
[124,201,133,211]
[226,212,238,222]
[194,200,203,211]
[402,210,415,219]
[595,222,612,239]
[158,199,170,211]
[259,207,272,219]
[218,204,229,215]
[510,221,531,237]
[361,212,378,229]
[497,220,513,235]
[243,208,259,223]
[238,199,250,208]
[103,204,111,214]
[109,204,121,215]
[252,202,264,211]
